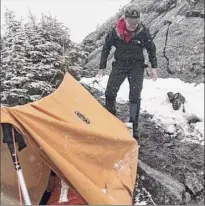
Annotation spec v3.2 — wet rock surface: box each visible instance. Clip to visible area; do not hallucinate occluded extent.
[118,102,204,205]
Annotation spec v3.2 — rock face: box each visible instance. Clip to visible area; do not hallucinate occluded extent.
[120,105,204,205]
[82,0,204,84]
[115,102,204,205]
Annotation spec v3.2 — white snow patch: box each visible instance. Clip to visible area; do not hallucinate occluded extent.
[135,200,150,205]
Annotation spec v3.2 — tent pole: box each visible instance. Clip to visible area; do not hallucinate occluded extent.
[7,141,32,205]
[2,123,32,205]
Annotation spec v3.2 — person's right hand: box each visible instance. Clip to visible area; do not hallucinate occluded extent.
[96,69,105,78]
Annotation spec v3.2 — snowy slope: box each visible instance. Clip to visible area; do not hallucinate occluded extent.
[80,76,204,146]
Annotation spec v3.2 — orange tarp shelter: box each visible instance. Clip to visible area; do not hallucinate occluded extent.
[0,72,138,205]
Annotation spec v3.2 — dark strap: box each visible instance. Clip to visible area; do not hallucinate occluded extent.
[2,123,27,151]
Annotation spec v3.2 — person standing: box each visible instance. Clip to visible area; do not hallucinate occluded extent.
[97,4,158,139]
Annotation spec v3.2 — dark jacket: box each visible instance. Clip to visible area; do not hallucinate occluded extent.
[99,23,157,69]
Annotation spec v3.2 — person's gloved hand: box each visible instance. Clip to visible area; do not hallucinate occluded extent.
[96,69,105,79]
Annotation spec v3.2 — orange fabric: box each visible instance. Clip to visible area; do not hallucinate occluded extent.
[47,176,87,205]
[1,72,138,205]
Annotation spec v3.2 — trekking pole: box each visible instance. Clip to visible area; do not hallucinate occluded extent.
[7,143,32,205]
[3,124,32,205]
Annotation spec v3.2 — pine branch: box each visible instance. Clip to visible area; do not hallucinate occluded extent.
[28,7,37,30]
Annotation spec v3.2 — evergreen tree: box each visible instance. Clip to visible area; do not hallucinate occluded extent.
[1,10,74,106]
[1,9,32,106]
[1,9,29,77]
[40,14,71,51]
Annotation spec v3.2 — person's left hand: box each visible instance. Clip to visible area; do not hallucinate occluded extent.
[151,68,158,81]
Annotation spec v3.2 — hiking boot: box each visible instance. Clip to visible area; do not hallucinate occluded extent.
[133,130,139,140]
[133,120,139,140]
[105,99,116,116]
[129,117,133,122]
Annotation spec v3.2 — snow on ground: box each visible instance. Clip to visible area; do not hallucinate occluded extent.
[134,187,156,205]
[80,76,204,145]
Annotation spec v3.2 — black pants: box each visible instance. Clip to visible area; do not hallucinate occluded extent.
[105,61,144,124]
